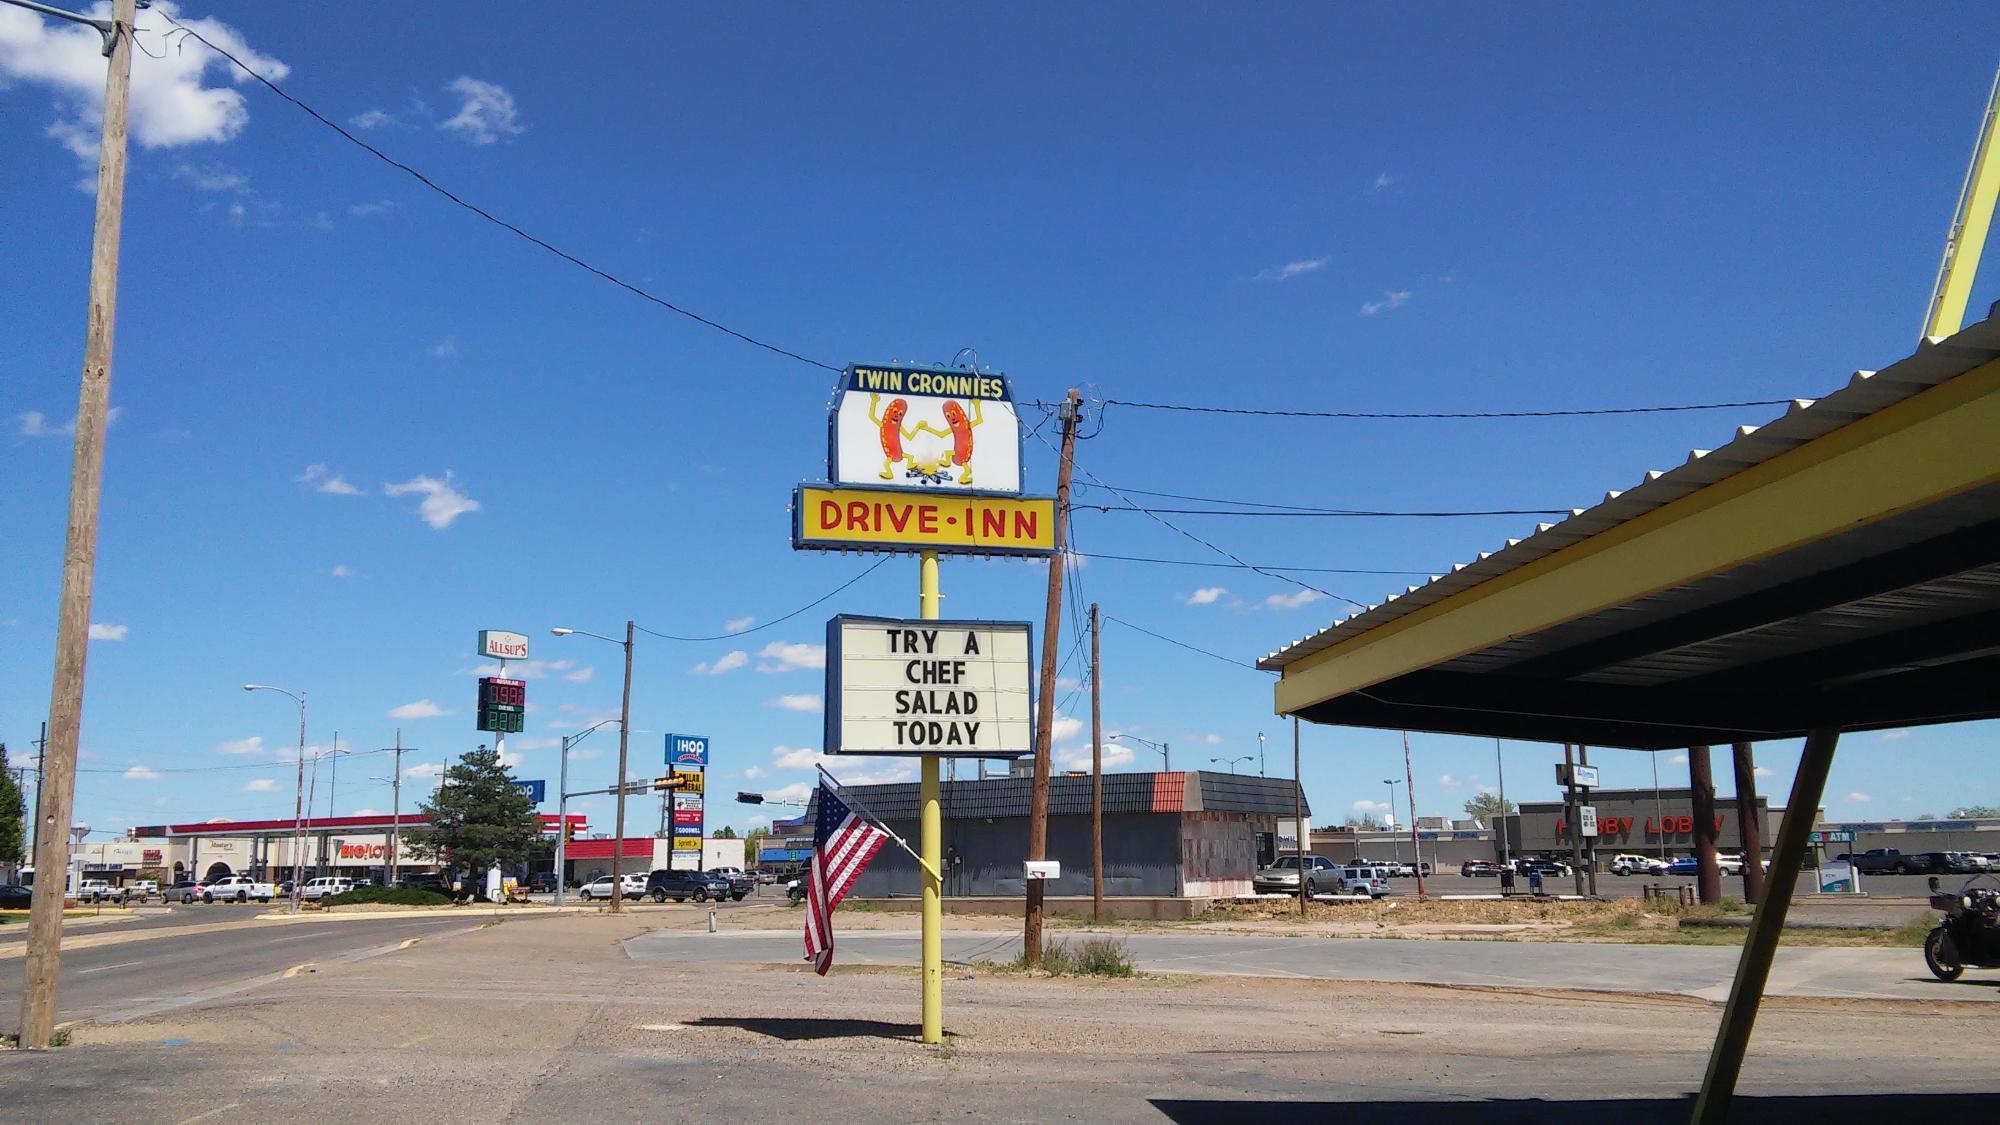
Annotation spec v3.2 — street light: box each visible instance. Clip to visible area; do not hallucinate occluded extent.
[554,717,620,907]
[1256,731,1266,777]
[1381,778,1406,865]
[552,623,635,914]
[244,684,308,914]
[1108,732,1169,771]
[1209,755,1253,775]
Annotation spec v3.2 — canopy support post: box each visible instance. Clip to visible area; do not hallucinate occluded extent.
[1690,727,1839,1124]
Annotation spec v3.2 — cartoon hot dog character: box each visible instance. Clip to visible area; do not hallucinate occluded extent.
[941,401,974,484]
[877,397,909,479]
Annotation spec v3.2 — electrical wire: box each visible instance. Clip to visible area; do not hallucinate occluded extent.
[1104,614,1268,672]
[1071,551,1432,577]
[154,14,840,374]
[78,746,399,775]
[636,557,891,642]
[1075,396,1797,420]
[1078,503,1572,519]
[1078,482,1572,517]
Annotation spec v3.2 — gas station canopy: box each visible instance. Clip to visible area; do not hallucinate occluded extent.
[1259,311,2000,751]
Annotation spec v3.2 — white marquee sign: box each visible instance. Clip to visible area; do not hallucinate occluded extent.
[826,615,1033,758]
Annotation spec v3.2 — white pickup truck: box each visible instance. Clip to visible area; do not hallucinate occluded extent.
[200,874,276,903]
[78,879,129,904]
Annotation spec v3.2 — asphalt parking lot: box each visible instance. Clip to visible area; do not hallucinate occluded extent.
[1378,870,1953,900]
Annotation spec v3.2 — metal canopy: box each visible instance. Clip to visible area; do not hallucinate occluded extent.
[1260,310,2000,750]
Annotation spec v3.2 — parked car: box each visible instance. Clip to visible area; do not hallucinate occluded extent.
[525,873,558,894]
[715,871,753,900]
[645,869,732,903]
[578,874,645,901]
[397,873,452,895]
[1516,859,1572,879]
[78,879,126,904]
[1254,855,1343,895]
[0,885,32,909]
[1610,854,1666,876]
[787,875,807,904]
[1837,849,1907,875]
[167,879,205,904]
[1337,866,1391,898]
[203,874,277,903]
[1459,860,1500,877]
[298,876,354,901]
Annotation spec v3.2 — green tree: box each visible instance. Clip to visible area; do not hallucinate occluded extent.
[403,746,541,882]
[0,745,24,865]
[1948,805,2000,818]
[1462,792,1516,824]
[1341,814,1383,830]
[713,825,736,839]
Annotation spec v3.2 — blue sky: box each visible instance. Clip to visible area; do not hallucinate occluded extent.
[4,5,1998,846]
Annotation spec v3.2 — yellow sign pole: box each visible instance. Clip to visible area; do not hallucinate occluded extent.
[918,549,944,1044]
[1924,67,2000,340]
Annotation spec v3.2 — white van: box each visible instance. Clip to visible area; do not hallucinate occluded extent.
[299,876,354,900]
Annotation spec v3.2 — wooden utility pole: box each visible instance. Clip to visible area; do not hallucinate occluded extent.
[1562,744,1586,897]
[610,619,634,914]
[388,730,403,886]
[1293,718,1305,916]
[1579,745,1598,897]
[1731,741,1765,904]
[1089,602,1102,923]
[1023,388,1080,967]
[20,0,135,1051]
[1689,745,1722,904]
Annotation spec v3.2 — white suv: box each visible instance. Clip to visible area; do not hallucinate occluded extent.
[299,876,354,900]
[1610,854,1666,876]
[1337,866,1391,898]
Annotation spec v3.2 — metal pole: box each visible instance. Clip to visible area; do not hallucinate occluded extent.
[388,731,402,886]
[555,734,570,907]
[919,550,943,1043]
[1293,717,1305,916]
[290,696,307,910]
[1089,602,1103,924]
[1692,729,1839,1124]
[1384,780,1401,865]
[610,620,633,914]
[18,0,134,1051]
[1564,744,1585,897]
[1023,388,1079,969]
[328,732,340,818]
[1402,732,1424,899]
[1257,731,1265,778]
[1689,745,1722,905]
[1732,741,1766,904]
[1580,745,1598,897]
[1922,66,2000,340]
[1495,739,1511,867]
[1163,741,1169,773]
[1653,751,1666,866]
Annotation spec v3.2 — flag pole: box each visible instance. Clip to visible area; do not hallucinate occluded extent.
[817,764,941,882]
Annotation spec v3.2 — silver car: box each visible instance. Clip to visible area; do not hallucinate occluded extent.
[1252,855,1345,896]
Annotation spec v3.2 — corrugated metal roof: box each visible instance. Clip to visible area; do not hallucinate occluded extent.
[1258,309,2000,672]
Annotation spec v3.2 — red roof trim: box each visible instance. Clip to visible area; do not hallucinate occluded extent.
[130,813,585,838]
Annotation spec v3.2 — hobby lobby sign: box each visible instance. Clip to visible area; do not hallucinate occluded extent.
[1558,814,1727,839]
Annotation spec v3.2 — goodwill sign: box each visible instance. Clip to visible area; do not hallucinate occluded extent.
[825,614,1032,758]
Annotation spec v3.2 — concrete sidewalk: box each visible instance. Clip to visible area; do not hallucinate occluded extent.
[625,928,1989,1003]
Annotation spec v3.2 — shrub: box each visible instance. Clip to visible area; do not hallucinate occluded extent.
[1028,936,1136,977]
[321,885,453,907]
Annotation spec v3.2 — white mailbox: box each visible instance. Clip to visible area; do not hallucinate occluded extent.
[1023,860,1060,881]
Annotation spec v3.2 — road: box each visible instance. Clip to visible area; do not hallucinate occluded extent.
[626,927,1996,1003]
[0,912,479,1034]
[1389,871,1957,900]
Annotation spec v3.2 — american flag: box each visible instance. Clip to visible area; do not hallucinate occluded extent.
[803,778,889,975]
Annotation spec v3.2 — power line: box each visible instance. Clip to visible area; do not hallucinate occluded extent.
[1078,482,1572,517]
[1104,614,1267,673]
[154,14,839,374]
[636,557,891,642]
[78,746,399,775]
[1078,503,1571,519]
[1083,396,1797,420]
[1072,550,1432,577]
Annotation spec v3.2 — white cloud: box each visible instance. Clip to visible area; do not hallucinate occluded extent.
[723,616,756,632]
[350,807,382,817]
[122,765,161,782]
[772,746,825,770]
[439,76,522,144]
[691,650,749,676]
[1254,257,1328,282]
[88,622,128,641]
[403,762,446,780]
[1050,716,1083,744]
[1352,799,1390,812]
[1360,290,1414,317]
[766,694,823,713]
[348,199,396,216]
[0,3,288,164]
[330,564,357,579]
[427,336,458,359]
[465,658,572,680]
[18,411,49,436]
[1263,589,1326,610]
[1185,587,1228,606]
[757,641,825,672]
[215,736,263,756]
[242,778,277,793]
[388,699,449,720]
[1200,734,1225,746]
[562,666,594,683]
[1845,791,1871,804]
[1372,172,1396,192]
[1753,765,1774,778]
[1438,774,1464,792]
[296,463,362,496]
[497,751,524,769]
[18,405,120,437]
[743,766,766,779]
[765,782,812,804]
[172,160,247,192]
[509,737,558,751]
[349,109,393,130]
[1879,729,1912,742]
[384,472,481,529]
[1669,753,1688,765]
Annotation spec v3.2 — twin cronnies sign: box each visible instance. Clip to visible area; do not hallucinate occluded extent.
[825,615,1033,758]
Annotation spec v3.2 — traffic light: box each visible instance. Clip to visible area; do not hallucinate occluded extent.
[562,822,576,843]
[737,791,763,805]
[652,776,686,792]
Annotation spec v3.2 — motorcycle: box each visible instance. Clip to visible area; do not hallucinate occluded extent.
[1923,874,2000,982]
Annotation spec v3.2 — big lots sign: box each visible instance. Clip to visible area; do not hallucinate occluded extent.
[338,843,389,860]
[1557,814,1727,840]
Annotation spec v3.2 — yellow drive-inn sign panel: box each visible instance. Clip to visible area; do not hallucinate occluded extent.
[792,485,1057,556]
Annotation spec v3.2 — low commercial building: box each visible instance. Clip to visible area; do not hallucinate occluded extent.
[810,770,1308,900]
[557,836,745,883]
[1496,787,1789,867]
